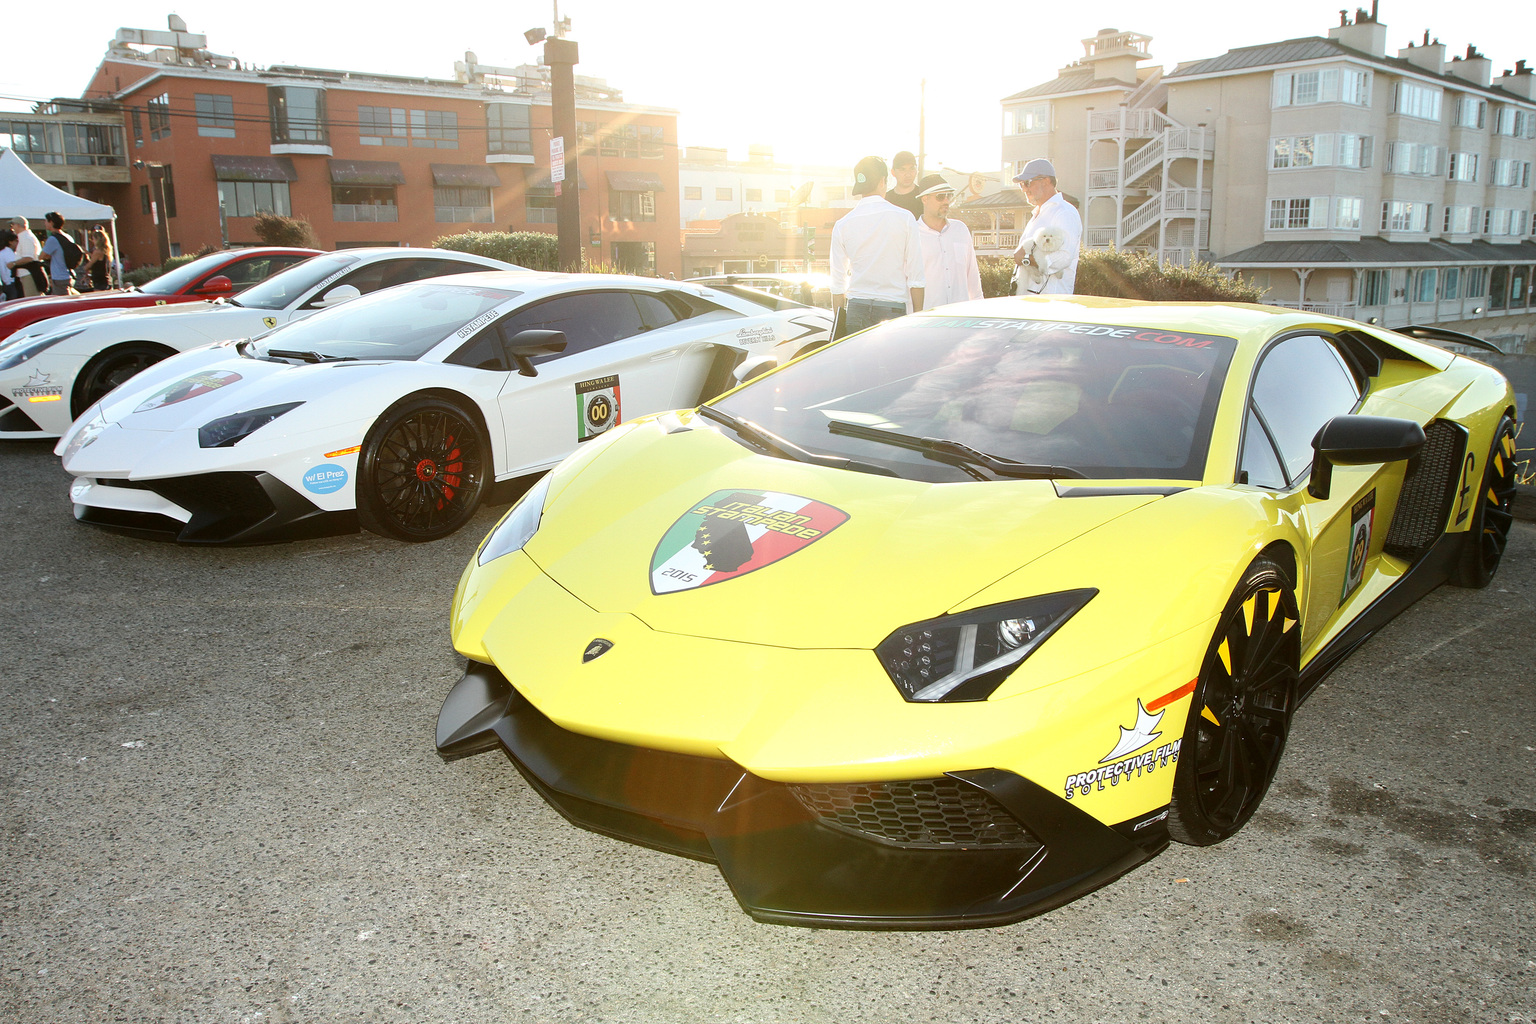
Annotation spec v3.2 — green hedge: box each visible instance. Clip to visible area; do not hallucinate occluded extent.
[978,248,1265,303]
[433,230,559,271]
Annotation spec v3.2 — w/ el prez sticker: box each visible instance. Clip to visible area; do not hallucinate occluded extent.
[576,375,620,441]
[1341,488,1375,603]
[650,490,848,594]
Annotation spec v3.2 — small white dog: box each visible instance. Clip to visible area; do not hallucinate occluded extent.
[1013,226,1067,295]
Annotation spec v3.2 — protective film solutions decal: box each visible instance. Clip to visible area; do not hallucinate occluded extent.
[650,490,849,594]
[13,370,63,402]
[1342,488,1376,603]
[576,376,621,442]
[302,463,348,495]
[1063,683,1192,800]
[133,370,243,413]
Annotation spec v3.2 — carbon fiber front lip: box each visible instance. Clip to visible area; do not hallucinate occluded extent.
[438,661,1162,929]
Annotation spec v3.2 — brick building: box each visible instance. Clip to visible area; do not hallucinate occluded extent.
[65,20,681,275]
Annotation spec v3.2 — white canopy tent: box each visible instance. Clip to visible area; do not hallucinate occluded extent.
[0,147,119,287]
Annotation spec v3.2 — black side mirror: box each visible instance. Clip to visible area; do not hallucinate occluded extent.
[498,328,567,377]
[1308,415,1426,499]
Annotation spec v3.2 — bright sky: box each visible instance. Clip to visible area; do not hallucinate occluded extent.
[10,0,1536,176]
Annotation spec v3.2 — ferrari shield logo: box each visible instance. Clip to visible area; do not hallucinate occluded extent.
[262,317,277,329]
[650,489,849,594]
[576,375,621,441]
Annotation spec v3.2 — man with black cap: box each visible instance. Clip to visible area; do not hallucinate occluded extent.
[830,155,924,334]
[884,151,924,219]
[1011,158,1081,294]
[914,174,981,310]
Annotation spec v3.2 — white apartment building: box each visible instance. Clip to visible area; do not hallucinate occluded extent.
[678,145,856,226]
[1001,8,1536,348]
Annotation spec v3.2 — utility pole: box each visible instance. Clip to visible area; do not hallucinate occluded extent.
[918,78,926,178]
[545,37,581,272]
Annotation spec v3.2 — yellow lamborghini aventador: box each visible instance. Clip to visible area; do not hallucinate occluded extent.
[436,296,1518,929]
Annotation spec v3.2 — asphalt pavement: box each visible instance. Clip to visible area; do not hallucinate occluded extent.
[1,438,1532,1024]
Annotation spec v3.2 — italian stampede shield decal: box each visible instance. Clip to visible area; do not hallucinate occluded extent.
[650,490,849,594]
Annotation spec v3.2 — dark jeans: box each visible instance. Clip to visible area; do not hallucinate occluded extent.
[844,297,906,334]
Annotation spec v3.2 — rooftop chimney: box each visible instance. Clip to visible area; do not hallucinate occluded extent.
[1447,44,1493,87]
[1398,34,1445,74]
[1327,5,1387,58]
[1494,60,1536,99]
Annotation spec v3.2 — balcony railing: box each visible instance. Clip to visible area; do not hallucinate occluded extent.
[333,204,399,223]
[1088,168,1121,192]
[971,231,1020,250]
[1088,108,1167,138]
[434,205,494,224]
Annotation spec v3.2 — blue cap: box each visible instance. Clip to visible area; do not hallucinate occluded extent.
[1013,158,1056,182]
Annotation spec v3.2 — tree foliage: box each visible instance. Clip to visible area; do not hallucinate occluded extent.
[251,213,320,249]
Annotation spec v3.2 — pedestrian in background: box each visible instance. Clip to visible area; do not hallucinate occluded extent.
[884,151,923,219]
[1011,158,1081,294]
[830,155,924,335]
[40,212,80,295]
[82,226,115,291]
[9,215,48,297]
[914,174,982,310]
[0,229,17,301]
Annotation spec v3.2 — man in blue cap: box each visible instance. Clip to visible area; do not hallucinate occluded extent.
[1010,158,1081,294]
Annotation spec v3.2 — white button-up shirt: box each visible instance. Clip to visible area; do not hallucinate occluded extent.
[830,194,925,305]
[1013,192,1082,294]
[917,217,983,309]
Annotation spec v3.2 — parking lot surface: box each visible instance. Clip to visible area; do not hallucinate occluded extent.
[1,438,1532,1024]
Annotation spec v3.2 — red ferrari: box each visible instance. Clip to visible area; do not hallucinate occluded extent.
[0,246,319,341]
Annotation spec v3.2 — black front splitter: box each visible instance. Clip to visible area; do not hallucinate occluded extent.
[437,662,1164,930]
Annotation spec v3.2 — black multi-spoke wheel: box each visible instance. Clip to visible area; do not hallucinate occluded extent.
[1168,557,1299,846]
[72,343,175,417]
[1452,415,1518,589]
[357,396,487,542]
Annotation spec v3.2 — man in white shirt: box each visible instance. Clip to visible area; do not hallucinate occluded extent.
[830,155,924,334]
[913,175,982,310]
[1011,158,1082,295]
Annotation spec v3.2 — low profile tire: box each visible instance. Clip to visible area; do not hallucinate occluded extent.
[1451,415,1518,589]
[72,343,175,417]
[1167,557,1300,846]
[356,395,488,542]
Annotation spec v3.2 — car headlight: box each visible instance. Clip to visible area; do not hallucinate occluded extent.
[197,402,303,448]
[477,474,552,565]
[0,328,86,371]
[875,590,1097,703]
[60,405,106,462]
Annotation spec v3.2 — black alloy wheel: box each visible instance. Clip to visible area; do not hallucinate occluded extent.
[1167,557,1299,846]
[1451,415,1518,588]
[72,343,174,417]
[357,396,488,542]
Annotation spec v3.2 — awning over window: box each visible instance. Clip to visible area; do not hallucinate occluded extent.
[524,167,587,192]
[605,170,665,192]
[431,163,501,188]
[211,154,297,182]
[328,159,405,186]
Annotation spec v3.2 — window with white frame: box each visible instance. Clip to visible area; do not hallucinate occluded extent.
[1271,133,1374,169]
[1387,141,1443,176]
[1455,96,1487,128]
[1493,107,1536,137]
[1010,104,1050,134]
[1412,268,1438,303]
[1394,81,1443,121]
[1441,267,1462,300]
[1268,197,1329,229]
[217,180,291,218]
[1444,205,1480,234]
[1447,152,1479,181]
[1382,200,1431,232]
[1491,159,1532,188]
[1272,68,1371,107]
[1334,196,1363,229]
[1482,208,1524,235]
[1360,269,1392,306]
[358,106,407,146]
[1464,267,1488,297]
[148,92,171,140]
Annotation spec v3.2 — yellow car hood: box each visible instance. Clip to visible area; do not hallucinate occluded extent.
[527,418,1160,649]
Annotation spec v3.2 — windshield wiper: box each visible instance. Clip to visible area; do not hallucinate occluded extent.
[826,419,1086,480]
[265,348,356,364]
[697,405,896,476]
